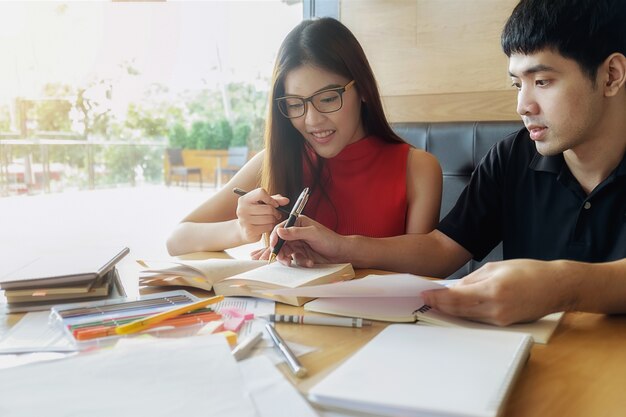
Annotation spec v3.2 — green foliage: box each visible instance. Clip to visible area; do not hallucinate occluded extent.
[165,81,268,150]
[173,118,252,150]
[168,123,189,149]
[189,121,213,149]
[5,77,269,192]
[232,122,251,146]
[104,145,143,185]
[125,102,168,138]
[35,100,72,132]
[139,147,164,182]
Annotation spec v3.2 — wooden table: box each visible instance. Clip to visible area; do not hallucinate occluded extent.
[2,256,626,417]
[274,305,626,417]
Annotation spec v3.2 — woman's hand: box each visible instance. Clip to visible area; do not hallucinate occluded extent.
[256,215,346,266]
[235,188,289,244]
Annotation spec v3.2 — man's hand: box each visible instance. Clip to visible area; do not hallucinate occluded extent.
[421,259,575,326]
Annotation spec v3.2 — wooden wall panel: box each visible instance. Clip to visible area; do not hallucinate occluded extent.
[340,0,521,122]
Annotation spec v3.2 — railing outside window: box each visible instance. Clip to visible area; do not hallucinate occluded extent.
[0,138,167,196]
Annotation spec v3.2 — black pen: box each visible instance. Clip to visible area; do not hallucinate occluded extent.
[268,187,309,263]
[232,187,290,215]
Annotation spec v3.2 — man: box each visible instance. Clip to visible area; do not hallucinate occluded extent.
[268,0,626,325]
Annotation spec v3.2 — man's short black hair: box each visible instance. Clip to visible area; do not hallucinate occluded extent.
[502,0,626,80]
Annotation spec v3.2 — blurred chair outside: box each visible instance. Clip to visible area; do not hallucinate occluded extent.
[214,146,248,188]
[165,148,203,190]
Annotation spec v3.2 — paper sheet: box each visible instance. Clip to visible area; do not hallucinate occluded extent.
[0,335,259,417]
[0,351,77,370]
[239,355,319,417]
[256,273,443,297]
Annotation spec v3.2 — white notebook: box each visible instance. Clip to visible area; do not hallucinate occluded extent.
[308,324,532,417]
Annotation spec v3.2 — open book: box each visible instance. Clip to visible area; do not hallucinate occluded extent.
[138,258,354,306]
[262,273,563,343]
[309,324,533,417]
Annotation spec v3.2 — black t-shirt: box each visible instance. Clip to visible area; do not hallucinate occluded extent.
[438,128,626,263]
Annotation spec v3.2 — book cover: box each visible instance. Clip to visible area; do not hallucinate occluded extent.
[4,268,127,313]
[0,246,130,289]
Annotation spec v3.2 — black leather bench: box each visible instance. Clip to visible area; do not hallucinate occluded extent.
[393,121,524,278]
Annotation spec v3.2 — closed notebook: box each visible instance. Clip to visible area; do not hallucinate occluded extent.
[0,246,130,289]
[4,268,127,313]
[138,258,355,306]
[308,324,533,417]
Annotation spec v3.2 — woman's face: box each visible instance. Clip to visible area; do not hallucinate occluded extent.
[282,65,366,159]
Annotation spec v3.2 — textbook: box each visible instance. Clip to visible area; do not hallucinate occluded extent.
[0,246,130,289]
[3,268,126,313]
[265,274,563,343]
[0,246,129,313]
[138,258,355,306]
[308,324,533,417]
[4,271,114,304]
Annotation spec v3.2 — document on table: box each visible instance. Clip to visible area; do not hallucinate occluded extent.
[239,355,318,417]
[0,334,318,417]
[215,297,316,363]
[0,335,257,417]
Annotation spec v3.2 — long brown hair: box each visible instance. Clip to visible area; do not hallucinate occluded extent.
[261,17,406,202]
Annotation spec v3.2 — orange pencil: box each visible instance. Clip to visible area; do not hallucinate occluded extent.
[74,311,222,341]
[115,295,224,335]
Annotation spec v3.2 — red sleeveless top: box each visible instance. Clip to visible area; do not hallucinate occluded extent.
[302,136,410,238]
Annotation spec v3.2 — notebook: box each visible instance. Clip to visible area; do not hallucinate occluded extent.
[3,268,127,313]
[305,296,563,344]
[0,246,130,289]
[265,274,562,344]
[308,324,533,417]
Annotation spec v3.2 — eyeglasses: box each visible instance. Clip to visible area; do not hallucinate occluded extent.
[275,80,356,119]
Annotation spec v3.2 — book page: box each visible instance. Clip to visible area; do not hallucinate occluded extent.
[224,263,353,289]
[139,258,266,285]
[258,273,443,297]
[305,296,422,322]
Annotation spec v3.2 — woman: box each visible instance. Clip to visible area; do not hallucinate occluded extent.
[166,17,442,267]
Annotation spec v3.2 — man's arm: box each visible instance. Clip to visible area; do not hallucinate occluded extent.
[422,258,626,326]
[273,216,473,277]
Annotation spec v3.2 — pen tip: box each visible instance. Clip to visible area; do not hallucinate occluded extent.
[268,253,277,264]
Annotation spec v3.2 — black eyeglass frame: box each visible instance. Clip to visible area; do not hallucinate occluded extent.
[275,80,356,119]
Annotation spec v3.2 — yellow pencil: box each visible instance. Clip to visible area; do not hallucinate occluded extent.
[114,295,224,335]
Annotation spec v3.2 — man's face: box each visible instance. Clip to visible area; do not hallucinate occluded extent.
[509,50,604,156]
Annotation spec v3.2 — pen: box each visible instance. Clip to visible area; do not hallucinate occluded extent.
[268,187,310,263]
[231,331,263,361]
[265,314,372,328]
[265,322,307,378]
[115,295,224,335]
[232,188,291,215]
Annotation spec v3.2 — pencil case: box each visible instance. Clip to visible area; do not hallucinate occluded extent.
[50,290,221,350]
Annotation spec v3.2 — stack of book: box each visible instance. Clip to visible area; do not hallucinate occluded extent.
[0,246,129,313]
